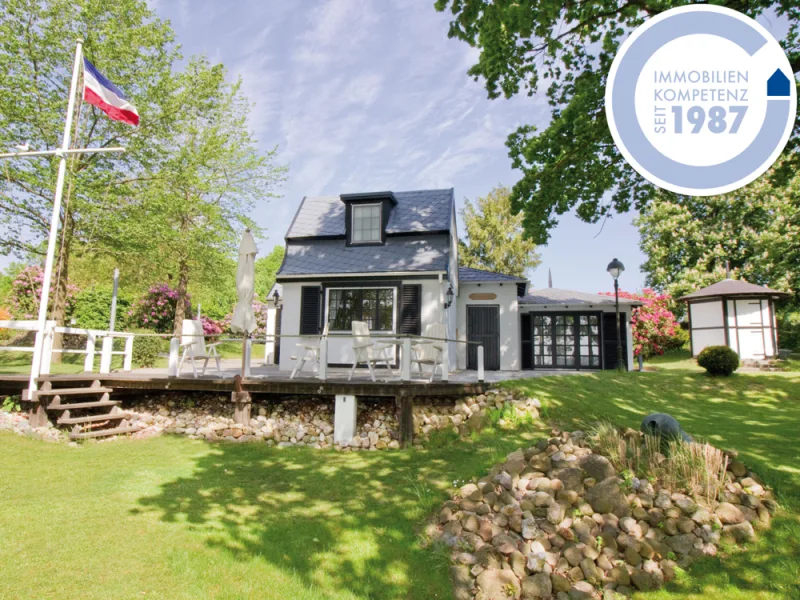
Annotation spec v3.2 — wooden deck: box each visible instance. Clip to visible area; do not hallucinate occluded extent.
[0,367,489,398]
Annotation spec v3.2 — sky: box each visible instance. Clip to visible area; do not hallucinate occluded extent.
[14,1,787,294]
[139,0,647,294]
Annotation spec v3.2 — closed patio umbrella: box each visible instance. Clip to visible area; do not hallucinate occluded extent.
[230,229,258,375]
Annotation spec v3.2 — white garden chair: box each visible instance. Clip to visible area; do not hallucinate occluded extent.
[348,321,394,381]
[411,323,446,382]
[290,323,329,379]
[177,319,222,378]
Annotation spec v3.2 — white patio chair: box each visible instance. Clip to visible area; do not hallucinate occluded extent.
[411,323,446,382]
[177,319,222,378]
[348,321,394,381]
[290,323,329,379]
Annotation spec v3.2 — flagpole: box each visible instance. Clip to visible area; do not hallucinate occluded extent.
[28,38,84,396]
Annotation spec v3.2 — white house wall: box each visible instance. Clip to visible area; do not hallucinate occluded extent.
[689,300,725,356]
[456,283,519,371]
[278,278,447,370]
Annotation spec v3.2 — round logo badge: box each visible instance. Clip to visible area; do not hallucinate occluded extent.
[605,5,797,196]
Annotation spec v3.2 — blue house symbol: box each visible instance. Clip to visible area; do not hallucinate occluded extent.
[767,69,791,97]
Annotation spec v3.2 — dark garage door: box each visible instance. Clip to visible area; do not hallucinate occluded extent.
[467,306,500,370]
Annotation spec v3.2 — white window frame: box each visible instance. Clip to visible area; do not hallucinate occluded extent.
[324,286,398,333]
[351,203,382,244]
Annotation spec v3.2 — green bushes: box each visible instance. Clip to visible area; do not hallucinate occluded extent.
[131,330,165,368]
[777,309,800,351]
[697,345,740,376]
[72,287,131,330]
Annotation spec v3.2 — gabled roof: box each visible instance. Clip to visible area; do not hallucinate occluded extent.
[286,189,454,239]
[458,267,526,283]
[681,278,790,301]
[277,236,449,277]
[519,288,643,306]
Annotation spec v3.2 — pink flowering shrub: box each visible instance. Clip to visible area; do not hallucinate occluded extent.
[222,297,270,335]
[128,283,192,333]
[200,315,224,341]
[599,288,682,357]
[8,265,78,320]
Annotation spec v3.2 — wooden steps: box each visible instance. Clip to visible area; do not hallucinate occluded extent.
[33,380,139,440]
[46,399,119,411]
[70,422,139,440]
[36,387,114,397]
[57,407,128,425]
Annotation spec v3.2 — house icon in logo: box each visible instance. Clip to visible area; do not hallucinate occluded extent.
[767,69,791,97]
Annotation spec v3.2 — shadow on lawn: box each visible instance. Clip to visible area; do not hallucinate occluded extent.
[133,425,538,599]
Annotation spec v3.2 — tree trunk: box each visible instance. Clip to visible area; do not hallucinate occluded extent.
[49,209,75,364]
[172,258,190,338]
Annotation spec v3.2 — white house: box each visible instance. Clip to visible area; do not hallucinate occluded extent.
[682,278,790,360]
[273,189,640,373]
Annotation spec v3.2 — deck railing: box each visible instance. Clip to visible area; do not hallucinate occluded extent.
[1,321,485,383]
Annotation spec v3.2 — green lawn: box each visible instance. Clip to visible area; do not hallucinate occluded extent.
[1,357,798,599]
[501,355,800,600]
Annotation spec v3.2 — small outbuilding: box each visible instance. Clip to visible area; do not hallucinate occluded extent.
[681,279,790,360]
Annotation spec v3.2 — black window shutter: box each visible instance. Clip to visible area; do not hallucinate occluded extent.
[400,285,421,335]
[517,282,527,297]
[300,286,322,335]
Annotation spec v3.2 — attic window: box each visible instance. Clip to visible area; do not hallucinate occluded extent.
[352,203,381,243]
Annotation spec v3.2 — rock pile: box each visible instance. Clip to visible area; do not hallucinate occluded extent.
[435,430,776,599]
[0,409,65,442]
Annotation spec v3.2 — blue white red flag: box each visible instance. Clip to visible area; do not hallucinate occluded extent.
[82,58,139,126]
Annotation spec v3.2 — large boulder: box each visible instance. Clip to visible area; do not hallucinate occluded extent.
[521,573,552,599]
[556,468,586,493]
[585,476,630,517]
[476,569,521,599]
[578,453,616,481]
[715,502,745,525]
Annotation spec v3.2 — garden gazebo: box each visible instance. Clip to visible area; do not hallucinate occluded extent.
[681,279,790,360]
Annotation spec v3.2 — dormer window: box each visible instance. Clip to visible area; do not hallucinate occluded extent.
[352,203,382,243]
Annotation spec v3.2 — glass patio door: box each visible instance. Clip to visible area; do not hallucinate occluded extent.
[532,315,554,367]
[529,312,602,369]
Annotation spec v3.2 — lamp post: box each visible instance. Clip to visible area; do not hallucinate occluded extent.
[606,258,625,371]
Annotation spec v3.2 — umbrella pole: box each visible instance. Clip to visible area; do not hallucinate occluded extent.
[241,333,249,378]
[232,333,252,426]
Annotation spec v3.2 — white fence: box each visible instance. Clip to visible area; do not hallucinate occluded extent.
[0,320,133,375]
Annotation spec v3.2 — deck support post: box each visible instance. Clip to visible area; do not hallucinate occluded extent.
[232,374,251,425]
[398,395,414,448]
[441,345,449,382]
[477,346,485,383]
[401,338,411,381]
[123,335,134,372]
[334,394,357,445]
[84,332,96,372]
[318,336,328,381]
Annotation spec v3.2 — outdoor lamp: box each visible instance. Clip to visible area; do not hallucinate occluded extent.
[606,258,625,371]
[445,285,454,309]
[272,288,281,306]
[606,257,625,280]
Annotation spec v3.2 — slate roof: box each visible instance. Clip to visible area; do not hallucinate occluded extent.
[681,278,790,300]
[519,288,643,306]
[277,236,449,276]
[286,189,454,239]
[458,267,526,283]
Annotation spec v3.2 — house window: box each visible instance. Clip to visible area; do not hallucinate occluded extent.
[327,288,395,331]
[352,204,381,243]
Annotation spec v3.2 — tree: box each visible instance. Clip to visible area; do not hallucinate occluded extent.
[255,245,285,301]
[458,186,540,277]
[599,289,684,357]
[434,0,800,244]
[129,57,286,336]
[0,0,178,358]
[636,166,799,308]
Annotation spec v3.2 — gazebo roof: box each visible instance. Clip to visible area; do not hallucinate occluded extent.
[681,278,790,301]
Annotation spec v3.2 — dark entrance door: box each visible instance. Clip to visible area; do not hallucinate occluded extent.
[467,305,500,370]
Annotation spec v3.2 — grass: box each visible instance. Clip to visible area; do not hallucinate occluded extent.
[500,353,800,600]
[0,421,540,600]
[1,351,798,599]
